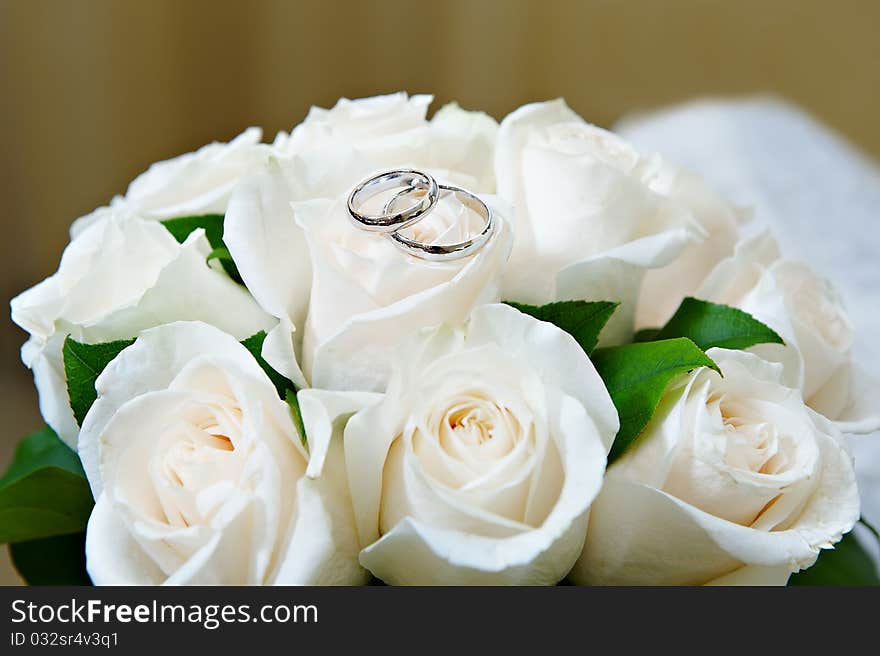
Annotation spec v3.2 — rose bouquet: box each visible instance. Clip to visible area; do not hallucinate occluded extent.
[3,93,877,586]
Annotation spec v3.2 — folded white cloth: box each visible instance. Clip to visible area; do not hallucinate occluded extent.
[617,98,880,560]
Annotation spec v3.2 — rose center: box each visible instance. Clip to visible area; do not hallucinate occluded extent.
[716,396,793,476]
[775,263,852,351]
[447,407,494,444]
[429,393,528,469]
[147,410,245,528]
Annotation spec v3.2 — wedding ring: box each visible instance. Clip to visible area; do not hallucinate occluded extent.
[347,169,495,261]
[387,184,495,261]
[347,169,439,232]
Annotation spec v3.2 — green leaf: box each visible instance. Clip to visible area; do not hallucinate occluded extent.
[0,426,85,485]
[633,327,661,343]
[0,427,93,544]
[161,214,242,283]
[63,337,135,426]
[10,532,91,585]
[285,390,307,447]
[241,332,305,445]
[206,246,242,284]
[653,297,784,351]
[240,331,297,399]
[161,214,225,249]
[506,300,618,355]
[207,246,233,264]
[592,338,721,464]
[788,531,879,586]
[64,331,294,426]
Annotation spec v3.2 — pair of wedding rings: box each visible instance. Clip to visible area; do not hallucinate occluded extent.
[347,169,495,261]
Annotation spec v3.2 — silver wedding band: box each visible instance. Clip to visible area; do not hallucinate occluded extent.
[387,184,494,261]
[347,169,439,232]
[347,169,495,261]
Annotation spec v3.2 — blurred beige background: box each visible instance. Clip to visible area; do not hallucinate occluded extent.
[1,0,878,583]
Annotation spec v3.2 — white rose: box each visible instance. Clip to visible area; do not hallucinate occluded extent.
[223,94,500,390]
[571,348,859,586]
[636,163,747,327]
[223,159,312,389]
[496,99,743,343]
[70,128,268,237]
[79,321,367,585]
[697,230,880,433]
[274,93,497,195]
[10,209,274,447]
[295,192,513,391]
[321,304,618,585]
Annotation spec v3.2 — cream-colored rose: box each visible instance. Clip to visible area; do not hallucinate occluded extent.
[274,93,497,195]
[636,163,748,327]
[223,159,312,389]
[70,128,270,238]
[696,230,879,433]
[10,209,274,447]
[295,192,513,392]
[496,99,743,343]
[571,348,859,586]
[79,322,367,585]
[320,304,618,584]
[223,94,501,390]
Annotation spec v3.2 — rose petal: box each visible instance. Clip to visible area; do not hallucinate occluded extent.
[497,98,702,318]
[299,198,513,391]
[705,564,792,586]
[224,159,312,387]
[832,364,880,433]
[359,391,606,584]
[163,494,258,585]
[123,127,267,220]
[573,426,858,585]
[86,494,166,585]
[85,229,275,343]
[79,321,274,497]
[22,334,81,447]
[272,440,370,585]
[297,388,383,479]
[555,229,696,345]
[461,304,619,448]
